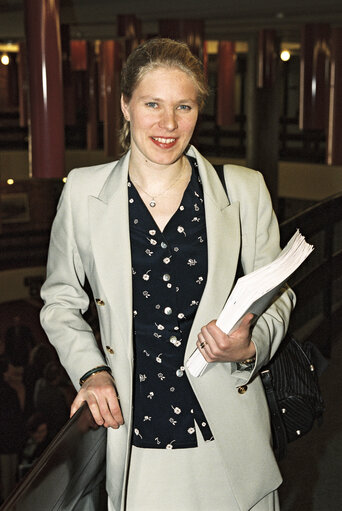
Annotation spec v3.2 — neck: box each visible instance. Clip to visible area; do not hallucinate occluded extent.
[129,155,190,193]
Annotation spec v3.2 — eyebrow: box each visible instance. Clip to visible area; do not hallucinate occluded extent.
[139,95,197,104]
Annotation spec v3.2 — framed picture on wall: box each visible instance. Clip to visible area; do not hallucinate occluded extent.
[0,193,30,224]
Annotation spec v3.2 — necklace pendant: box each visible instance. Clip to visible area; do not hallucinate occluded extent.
[149,200,156,208]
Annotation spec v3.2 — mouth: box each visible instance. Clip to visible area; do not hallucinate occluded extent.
[151,137,177,148]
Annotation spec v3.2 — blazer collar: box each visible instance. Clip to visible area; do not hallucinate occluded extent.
[95,150,131,204]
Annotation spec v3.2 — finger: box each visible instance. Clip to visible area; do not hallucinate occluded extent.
[240,313,254,328]
[86,391,106,426]
[107,394,124,426]
[197,332,214,362]
[97,393,123,429]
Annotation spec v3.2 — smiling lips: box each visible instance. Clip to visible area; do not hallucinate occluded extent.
[151,136,177,149]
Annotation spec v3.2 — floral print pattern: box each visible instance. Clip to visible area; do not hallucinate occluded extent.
[128,157,214,449]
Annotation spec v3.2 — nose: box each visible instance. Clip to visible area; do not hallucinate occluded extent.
[159,108,178,131]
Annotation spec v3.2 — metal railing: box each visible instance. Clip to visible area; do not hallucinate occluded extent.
[280,192,342,356]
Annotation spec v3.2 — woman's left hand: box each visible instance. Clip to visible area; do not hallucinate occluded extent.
[197,313,256,363]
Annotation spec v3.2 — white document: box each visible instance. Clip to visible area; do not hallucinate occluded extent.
[186,230,314,377]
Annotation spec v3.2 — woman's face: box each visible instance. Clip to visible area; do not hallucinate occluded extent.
[121,67,199,168]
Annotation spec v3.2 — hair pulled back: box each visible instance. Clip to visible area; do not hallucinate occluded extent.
[119,38,209,152]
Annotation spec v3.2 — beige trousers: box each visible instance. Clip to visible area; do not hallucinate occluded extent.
[108,427,280,511]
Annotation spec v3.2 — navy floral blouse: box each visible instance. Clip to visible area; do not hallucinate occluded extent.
[128,157,214,449]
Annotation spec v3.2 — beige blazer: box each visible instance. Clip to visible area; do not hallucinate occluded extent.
[40,145,295,511]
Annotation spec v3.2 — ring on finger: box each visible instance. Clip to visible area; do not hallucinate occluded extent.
[199,341,206,349]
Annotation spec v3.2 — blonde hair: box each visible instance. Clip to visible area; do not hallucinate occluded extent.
[119,38,209,153]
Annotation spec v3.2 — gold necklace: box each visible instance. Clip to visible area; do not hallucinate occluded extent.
[130,168,186,208]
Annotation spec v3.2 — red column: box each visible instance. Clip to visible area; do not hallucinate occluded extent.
[24,0,65,178]
[100,41,122,158]
[327,28,342,165]
[17,43,28,127]
[117,14,141,61]
[216,42,236,127]
[257,29,277,89]
[7,54,19,109]
[86,41,99,150]
[61,24,76,126]
[299,24,331,131]
[158,19,204,58]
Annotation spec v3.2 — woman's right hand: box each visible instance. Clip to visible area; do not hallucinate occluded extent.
[70,372,124,429]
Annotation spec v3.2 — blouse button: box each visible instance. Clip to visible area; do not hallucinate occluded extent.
[164,307,172,315]
[106,346,115,355]
[163,274,171,282]
[161,242,167,249]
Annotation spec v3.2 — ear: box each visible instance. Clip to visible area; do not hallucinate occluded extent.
[121,94,130,121]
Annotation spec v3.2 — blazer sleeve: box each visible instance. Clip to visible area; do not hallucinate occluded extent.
[40,171,106,391]
[225,166,296,386]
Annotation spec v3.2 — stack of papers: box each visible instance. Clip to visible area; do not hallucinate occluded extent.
[186,230,314,377]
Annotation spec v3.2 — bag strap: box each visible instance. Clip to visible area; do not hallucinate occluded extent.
[213,164,244,280]
[213,164,228,197]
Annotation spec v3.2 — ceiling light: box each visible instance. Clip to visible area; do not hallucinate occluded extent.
[280,50,291,62]
[1,54,10,66]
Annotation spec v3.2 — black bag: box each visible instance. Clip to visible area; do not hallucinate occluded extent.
[260,334,325,460]
[213,163,325,460]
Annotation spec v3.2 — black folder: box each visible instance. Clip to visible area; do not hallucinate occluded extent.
[0,403,107,511]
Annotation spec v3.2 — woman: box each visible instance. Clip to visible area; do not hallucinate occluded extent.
[40,38,295,510]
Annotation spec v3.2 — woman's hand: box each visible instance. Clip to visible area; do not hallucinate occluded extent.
[197,313,256,363]
[70,372,124,429]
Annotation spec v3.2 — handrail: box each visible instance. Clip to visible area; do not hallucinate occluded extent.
[279,192,342,356]
[0,404,107,511]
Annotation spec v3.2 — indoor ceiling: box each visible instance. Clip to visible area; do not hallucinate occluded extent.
[0,0,342,42]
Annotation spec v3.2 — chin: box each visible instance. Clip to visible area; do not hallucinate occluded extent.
[148,146,188,166]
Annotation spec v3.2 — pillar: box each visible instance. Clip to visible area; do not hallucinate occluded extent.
[246,31,280,209]
[99,41,122,158]
[17,43,28,127]
[258,29,277,88]
[216,42,236,127]
[7,53,19,109]
[327,27,342,165]
[299,24,331,131]
[86,41,99,150]
[159,19,204,58]
[61,24,76,126]
[117,14,141,61]
[24,0,64,178]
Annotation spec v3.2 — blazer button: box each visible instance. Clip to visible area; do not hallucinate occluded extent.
[95,298,105,306]
[238,385,248,394]
[106,346,115,355]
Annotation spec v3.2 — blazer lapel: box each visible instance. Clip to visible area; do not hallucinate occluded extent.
[185,147,241,360]
[88,146,241,360]
[88,152,133,349]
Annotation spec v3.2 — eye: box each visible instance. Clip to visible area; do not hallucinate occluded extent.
[146,102,158,109]
[177,104,192,111]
